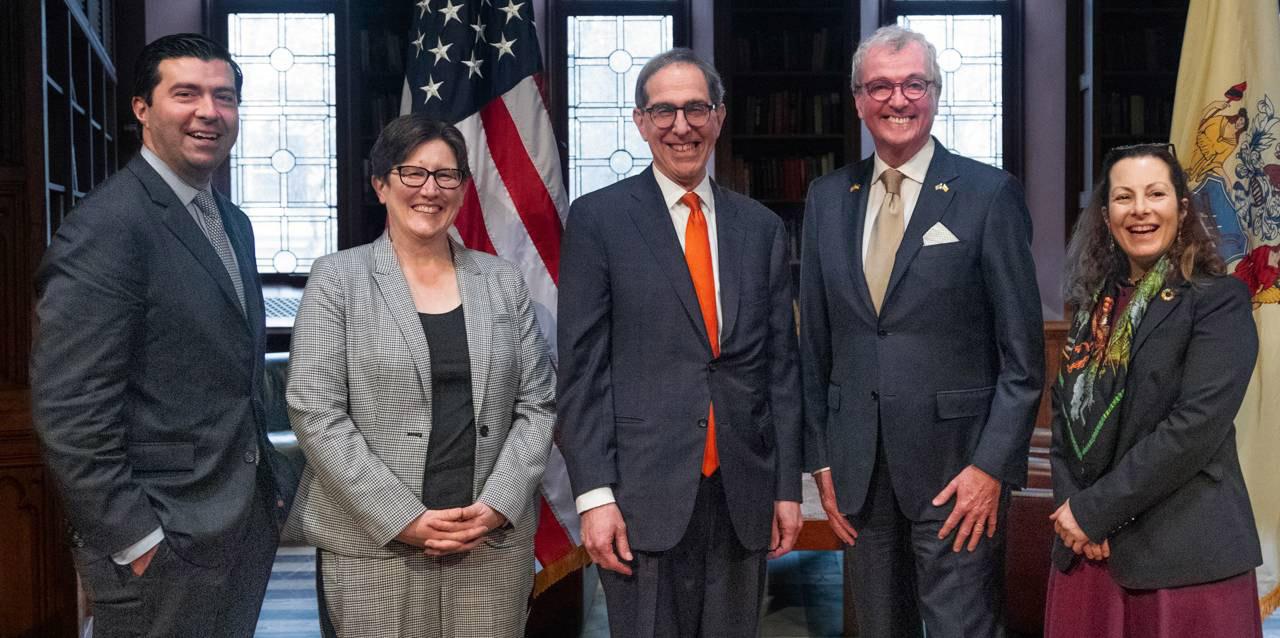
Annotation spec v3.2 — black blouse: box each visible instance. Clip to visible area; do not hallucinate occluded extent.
[418,305,476,509]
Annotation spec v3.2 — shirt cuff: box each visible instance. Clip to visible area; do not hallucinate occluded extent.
[575,487,616,514]
[811,467,831,475]
[112,527,164,565]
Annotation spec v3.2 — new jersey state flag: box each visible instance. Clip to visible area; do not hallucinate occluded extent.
[1171,0,1280,616]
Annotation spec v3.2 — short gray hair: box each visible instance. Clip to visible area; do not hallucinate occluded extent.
[850,25,942,96]
[634,48,724,109]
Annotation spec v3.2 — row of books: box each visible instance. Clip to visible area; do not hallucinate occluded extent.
[1101,92,1174,137]
[727,153,838,202]
[731,27,843,72]
[1094,26,1181,73]
[735,91,845,136]
[357,29,404,75]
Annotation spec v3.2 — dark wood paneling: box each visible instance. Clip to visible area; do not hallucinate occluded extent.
[0,173,34,389]
[0,393,78,638]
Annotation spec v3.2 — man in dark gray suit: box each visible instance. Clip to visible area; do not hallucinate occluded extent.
[32,33,292,637]
[557,48,803,637]
[800,25,1044,637]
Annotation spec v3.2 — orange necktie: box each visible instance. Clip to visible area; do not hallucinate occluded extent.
[681,192,720,477]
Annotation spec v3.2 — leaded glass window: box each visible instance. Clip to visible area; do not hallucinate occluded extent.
[567,15,674,200]
[228,13,337,275]
[898,14,1004,169]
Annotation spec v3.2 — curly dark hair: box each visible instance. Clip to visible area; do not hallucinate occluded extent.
[1063,144,1226,307]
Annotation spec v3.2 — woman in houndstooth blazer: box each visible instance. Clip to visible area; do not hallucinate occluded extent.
[284,115,556,637]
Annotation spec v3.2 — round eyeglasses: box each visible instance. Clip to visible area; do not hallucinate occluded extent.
[855,79,935,102]
[390,166,465,189]
[640,102,718,128]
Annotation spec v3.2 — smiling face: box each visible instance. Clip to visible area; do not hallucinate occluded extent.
[374,138,467,249]
[1105,156,1187,280]
[633,63,723,190]
[132,57,239,186]
[855,42,937,167]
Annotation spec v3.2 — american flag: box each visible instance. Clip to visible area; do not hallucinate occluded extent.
[400,0,583,593]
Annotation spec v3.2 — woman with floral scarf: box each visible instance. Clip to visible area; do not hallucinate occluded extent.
[1044,144,1263,637]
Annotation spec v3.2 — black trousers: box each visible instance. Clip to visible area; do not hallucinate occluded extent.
[76,480,280,638]
[599,472,768,638]
[846,443,1009,638]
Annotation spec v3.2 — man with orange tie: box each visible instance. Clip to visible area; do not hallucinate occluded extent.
[557,48,803,636]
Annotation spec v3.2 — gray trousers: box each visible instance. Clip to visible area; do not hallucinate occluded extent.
[75,483,279,638]
[599,472,768,638]
[846,444,1008,638]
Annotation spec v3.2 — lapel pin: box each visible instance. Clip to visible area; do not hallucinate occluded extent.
[935,183,949,193]
[1160,288,1175,301]
[850,183,862,192]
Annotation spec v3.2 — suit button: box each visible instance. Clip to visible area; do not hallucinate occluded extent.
[871,391,879,401]
[707,362,717,372]
[480,425,490,437]
[244,450,258,464]
[697,418,708,428]
[877,329,889,337]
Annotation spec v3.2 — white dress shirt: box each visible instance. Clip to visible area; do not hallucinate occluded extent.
[575,167,721,515]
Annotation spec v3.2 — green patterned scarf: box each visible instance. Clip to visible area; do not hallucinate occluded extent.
[1057,256,1171,482]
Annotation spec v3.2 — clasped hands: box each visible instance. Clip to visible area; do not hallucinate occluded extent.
[815,464,1002,552]
[396,502,507,556]
[1049,499,1110,561]
[580,500,802,576]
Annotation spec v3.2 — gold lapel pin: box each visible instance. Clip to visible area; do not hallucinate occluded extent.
[850,183,862,192]
[1160,288,1175,301]
[935,183,949,193]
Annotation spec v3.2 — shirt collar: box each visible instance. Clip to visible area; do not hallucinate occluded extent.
[140,146,207,207]
[651,165,714,213]
[871,137,935,188]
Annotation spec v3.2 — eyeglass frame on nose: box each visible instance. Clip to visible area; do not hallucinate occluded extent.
[639,101,720,128]
[854,78,935,102]
[388,166,467,189]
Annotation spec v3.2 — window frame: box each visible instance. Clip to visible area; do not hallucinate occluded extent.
[543,0,691,188]
[209,0,344,286]
[880,0,1024,180]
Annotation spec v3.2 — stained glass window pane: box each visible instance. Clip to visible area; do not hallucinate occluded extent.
[567,15,673,200]
[898,14,1003,169]
[228,13,337,275]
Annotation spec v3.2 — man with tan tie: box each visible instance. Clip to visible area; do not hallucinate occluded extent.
[557,48,803,636]
[799,25,1044,637]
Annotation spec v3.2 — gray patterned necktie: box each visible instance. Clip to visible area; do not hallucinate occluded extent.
[193,189,246,315]
[864,168,906,315]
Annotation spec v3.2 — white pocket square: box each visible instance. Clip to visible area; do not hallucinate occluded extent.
[921,222,960,246]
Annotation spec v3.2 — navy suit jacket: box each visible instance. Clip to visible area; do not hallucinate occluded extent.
[32,155,295,567]
[799,142,1044,520]
[557,167,803,552]
[1051,275,1262,589]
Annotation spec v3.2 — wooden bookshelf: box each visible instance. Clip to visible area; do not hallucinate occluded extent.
[714,0,859,276]
[335,0,411,250]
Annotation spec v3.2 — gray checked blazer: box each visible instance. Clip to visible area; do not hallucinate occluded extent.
[283,232,556,557]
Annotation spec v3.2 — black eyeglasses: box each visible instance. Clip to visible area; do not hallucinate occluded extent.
[640,102,719,128]
[389,166,466,189]
[855,78,935,102]
[1104,142,1178,160]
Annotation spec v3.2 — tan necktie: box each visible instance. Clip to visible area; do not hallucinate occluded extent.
[864,169,905,314]
[680,192,719,477]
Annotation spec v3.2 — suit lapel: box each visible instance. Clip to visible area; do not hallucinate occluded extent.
[216,190,260,333]
[713,181,742,344]
[454,243,492,421]
[882,144,959,307]
[625,168,713,353]
[1130,281,1185,356]
[844,159,877,316]
[370,233,434,394]
[132,157,248,325]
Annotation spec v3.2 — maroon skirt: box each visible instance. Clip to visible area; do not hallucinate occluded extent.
[1044,559,1261,638]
